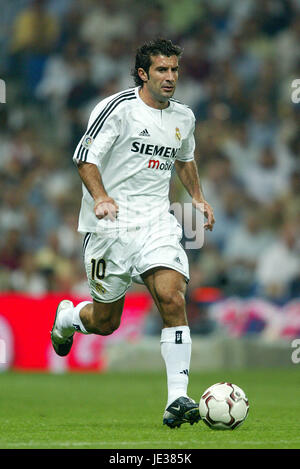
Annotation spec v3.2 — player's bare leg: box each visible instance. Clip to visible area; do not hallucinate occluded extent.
[142,267,188,327]
[78,297,125,335]
[142,267,200,428]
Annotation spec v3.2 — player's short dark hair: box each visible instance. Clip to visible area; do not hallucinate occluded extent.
[132,38,183,87]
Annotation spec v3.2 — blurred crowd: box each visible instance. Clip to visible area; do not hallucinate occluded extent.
[1,0,300,316]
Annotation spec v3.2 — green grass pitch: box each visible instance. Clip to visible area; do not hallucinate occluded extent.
[0,368,299,449]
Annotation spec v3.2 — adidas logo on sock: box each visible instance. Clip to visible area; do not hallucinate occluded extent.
[139,128,150,136]
[180,369,189,376]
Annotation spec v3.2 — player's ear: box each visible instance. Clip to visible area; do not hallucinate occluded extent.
[137,67,148,83]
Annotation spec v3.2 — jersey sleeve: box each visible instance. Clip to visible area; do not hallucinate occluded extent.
[176,112,196,162]
[72,102,121,166]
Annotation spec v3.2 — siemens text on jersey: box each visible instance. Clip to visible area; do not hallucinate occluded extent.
[131,141,180,159]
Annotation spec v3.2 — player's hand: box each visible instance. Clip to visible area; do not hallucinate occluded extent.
[94,197,119,221]
[192,199,215,231]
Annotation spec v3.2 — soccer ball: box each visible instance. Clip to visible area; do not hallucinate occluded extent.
[199,382,249,430]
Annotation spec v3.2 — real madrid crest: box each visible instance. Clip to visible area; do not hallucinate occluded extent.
[175,127,181,141]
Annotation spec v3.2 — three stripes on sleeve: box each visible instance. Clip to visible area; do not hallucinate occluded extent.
[74,89,137,163]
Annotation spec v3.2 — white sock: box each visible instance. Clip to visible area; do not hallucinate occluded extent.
[160,326,192,409]
[71,301,92,334]
[55,301,92,337]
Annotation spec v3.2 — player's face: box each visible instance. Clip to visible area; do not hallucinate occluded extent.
[140,54,179,106]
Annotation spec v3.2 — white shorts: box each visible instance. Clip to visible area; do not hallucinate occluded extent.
[82,214,189,303]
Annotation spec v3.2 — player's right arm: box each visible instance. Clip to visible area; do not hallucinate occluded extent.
[77,162,119,221]
[72,95,124,221]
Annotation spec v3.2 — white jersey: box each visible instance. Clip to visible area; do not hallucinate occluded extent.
[73,87,195,233]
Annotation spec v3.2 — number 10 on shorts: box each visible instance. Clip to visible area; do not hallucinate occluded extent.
[91,258,106,280]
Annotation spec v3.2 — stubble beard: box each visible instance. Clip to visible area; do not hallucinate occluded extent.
[154,85,176,104]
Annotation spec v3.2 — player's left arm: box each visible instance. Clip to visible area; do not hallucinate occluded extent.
[175,159,215,231]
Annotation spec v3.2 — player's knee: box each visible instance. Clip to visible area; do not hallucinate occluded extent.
[156,289,187,327]
[157,289,185,311]
[93,318,120,336]
[90,301,123,336]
